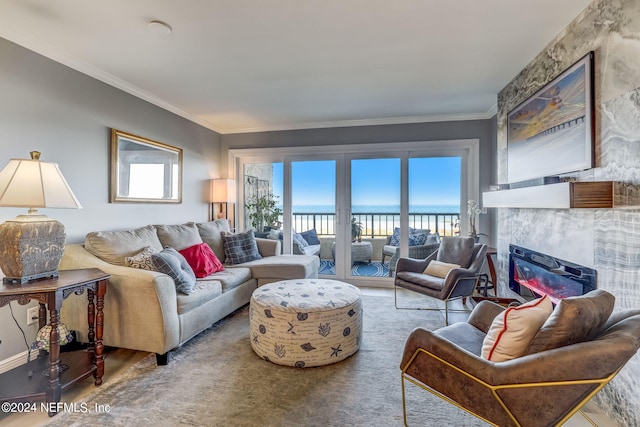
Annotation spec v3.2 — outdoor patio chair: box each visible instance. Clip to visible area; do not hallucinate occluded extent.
[382,231,441,277]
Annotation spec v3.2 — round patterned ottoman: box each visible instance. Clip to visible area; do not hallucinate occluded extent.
[249,279,363,368]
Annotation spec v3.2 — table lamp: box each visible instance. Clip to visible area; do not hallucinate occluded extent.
[0,151,82,284]
[32,322,74,352]
[209,179,236,221]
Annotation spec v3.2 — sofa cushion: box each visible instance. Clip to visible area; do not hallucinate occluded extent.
[482,295,553,362]
[222,230,262,264]
[423,260,460,278]
[437,237,475,268]
[151,247,197,295]
[196,219,232,263]
[524,289,615,355]
[235,254,319,282]
[383,244,398,256]
[200,267,252,292]
[85,225,163,266]
[179,242,225,278]
[301,244,321,257]
[125,246,158,271]
[155,223,203,251]
[176,280,223,314]
[434,322,487,356]
[396,271,444,292]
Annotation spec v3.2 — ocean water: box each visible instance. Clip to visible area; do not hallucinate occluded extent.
[288,204,460,214]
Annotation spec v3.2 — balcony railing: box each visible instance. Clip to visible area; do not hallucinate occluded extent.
[291,212,460,238]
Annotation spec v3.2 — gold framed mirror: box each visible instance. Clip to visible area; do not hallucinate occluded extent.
[110,129,182,203]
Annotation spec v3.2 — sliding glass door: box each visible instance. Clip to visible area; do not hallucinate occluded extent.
[350,158,400,278]
[232,138,477,285]
[408,157,461,238]
[291,160,336,276]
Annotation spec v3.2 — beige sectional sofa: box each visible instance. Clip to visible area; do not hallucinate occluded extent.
[60,219,319,365]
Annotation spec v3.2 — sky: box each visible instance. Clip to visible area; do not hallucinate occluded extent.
[272,157,461,209]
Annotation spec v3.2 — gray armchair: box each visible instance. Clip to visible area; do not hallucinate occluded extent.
[382,231,441,277]
[394,236,487,324]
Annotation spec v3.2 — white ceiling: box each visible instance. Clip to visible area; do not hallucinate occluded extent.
[0,0,593,134]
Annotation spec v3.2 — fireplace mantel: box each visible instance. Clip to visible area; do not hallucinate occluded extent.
[483,181,614,209]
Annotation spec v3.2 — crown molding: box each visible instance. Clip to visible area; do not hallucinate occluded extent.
[485,102,498,118]
[219,111,496,134]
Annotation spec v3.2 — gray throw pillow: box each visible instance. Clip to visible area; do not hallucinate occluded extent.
[222,230,262,264]
[151,247,197,295]
[196,219,231,263]
[84,224,163,266]
[524,289,615,355]
[155,223,203,250]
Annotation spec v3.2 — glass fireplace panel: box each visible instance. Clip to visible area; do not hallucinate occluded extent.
[509,244,597,304]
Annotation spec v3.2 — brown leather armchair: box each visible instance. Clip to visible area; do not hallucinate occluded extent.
[400,295,640,427]
[394,236,487,324]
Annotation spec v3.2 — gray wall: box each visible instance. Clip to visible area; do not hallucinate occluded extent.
[223,118,496,240]
[0,38,222,361]
[495,0,640,424]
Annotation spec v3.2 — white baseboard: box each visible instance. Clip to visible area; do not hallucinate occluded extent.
[0,349,40,375]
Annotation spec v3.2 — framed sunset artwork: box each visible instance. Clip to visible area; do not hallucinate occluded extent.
[507,52,594,184]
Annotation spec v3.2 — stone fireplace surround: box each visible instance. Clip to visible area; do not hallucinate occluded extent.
[494,1,640,425]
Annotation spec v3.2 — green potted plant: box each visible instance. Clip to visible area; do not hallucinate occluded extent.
[351,217,363,242]
[246,193,282,232]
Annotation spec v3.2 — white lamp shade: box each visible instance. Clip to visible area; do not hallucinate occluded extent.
[0,158,82,209]
[210,179,236,204]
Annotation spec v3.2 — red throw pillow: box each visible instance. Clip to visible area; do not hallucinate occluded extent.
[179,243,224,278]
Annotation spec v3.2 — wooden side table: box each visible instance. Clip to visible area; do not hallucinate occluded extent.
[0,268,109,416]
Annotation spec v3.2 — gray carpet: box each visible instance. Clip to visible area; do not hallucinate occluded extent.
[46,294,488,426]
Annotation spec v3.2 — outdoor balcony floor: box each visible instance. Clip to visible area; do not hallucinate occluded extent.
[319,259,390,277]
